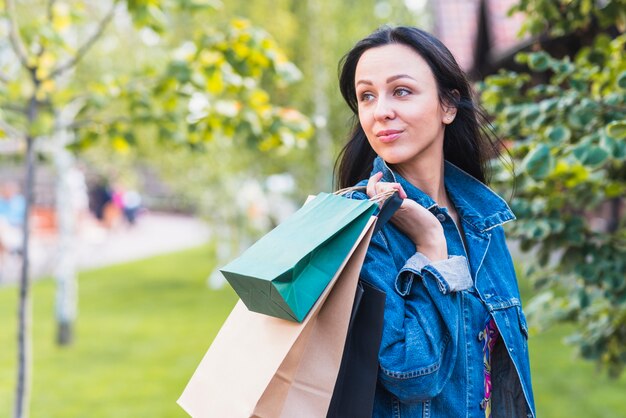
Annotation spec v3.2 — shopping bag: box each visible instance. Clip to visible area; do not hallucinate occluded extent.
[177,218,376,418]
[326,280,386,418]
[220,192,378,322]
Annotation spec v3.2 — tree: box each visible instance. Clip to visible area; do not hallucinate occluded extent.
[480,0,626,376]
[95,0,426,289]
[220,0,427,191]
[0,1,311,417]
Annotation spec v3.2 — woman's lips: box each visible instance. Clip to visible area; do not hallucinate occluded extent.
[377,129,403,143]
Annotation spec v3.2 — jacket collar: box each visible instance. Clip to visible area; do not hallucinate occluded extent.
[370,156,515,233]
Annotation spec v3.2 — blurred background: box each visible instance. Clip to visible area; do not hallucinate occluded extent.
[1,0,625,417]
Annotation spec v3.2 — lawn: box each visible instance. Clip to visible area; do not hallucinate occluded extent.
[1,247,625,417]
[0,246,238,418]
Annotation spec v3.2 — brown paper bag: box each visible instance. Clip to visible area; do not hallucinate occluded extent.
[177,219,375,418]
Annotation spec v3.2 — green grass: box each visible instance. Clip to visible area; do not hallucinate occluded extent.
[529,325,626,418]
[0,246,238,418]
[517,279,626,418]
[1,248,625,417]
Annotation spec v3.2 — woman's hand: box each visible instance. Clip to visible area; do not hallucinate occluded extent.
[367,172,448,261]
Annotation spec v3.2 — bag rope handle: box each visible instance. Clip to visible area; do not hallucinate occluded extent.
[334,186,397,204]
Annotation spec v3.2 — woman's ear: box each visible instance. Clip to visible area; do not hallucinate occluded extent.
[442,89,460,125]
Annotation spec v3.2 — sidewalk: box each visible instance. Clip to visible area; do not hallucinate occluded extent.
[0,212,211,285]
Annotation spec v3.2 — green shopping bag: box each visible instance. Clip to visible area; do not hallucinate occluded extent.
[220,192,378,322]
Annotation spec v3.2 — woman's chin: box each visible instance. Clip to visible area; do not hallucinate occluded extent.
[377,153,409,166]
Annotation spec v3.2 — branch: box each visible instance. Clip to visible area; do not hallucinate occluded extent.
[46,0,57,24]
[0,118,25,139]
[49,2,117,79]
[4,0,31,71]
[55,97,86,129]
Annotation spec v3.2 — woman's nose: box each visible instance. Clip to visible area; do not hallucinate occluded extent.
[373,97,395,120]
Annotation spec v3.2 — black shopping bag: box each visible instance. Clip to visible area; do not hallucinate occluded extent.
[327,280,386,418]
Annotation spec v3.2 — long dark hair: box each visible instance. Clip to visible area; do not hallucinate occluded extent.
[334,26,502,189]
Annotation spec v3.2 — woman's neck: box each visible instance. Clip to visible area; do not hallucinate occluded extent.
[395,157,450,208]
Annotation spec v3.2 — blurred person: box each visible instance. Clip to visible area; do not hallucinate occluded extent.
[89,178,112,223]
[89,178,123,229]
[0,180,26,256]
[122,189,142,226]
[335,26,535,417]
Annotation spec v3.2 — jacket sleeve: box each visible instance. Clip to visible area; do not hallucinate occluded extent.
[361,228,473,403]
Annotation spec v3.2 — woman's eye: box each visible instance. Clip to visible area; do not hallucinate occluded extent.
[359,92,375,102]
[394,88,411,97]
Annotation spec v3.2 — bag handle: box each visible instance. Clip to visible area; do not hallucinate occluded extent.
[334,186,403,233]
[334,186,395,204]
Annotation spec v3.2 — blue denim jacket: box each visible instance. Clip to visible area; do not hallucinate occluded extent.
[347,157,536,418]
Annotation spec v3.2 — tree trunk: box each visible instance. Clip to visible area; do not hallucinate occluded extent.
[53,143,79,345]
[53,124,84,345]
[14,65,41,416]
[52,106,84,346]
[14,134,35,418]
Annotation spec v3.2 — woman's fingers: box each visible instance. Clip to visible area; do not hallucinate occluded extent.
[393,184,407,199]
[366,172,384,198]
[366,172,407,200]
[391,199,448,260]
[365,173,447,260]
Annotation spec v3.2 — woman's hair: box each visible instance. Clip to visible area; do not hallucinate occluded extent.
[334,26,503,189]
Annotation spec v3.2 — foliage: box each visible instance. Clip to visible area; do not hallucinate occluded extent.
[0,1,312,152]
[220,0,427,191]
[73,18,312,152]
[481,0,626,376]
[510,0,626,36]
[0,1,312,416]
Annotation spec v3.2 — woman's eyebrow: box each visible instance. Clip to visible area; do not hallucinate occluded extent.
[386,74,415,83]
[356,74,416,87]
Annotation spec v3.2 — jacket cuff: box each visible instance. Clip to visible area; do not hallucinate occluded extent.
[395,253,473,296]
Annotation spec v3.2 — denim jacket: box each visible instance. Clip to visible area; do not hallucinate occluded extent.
[347,157,536,418]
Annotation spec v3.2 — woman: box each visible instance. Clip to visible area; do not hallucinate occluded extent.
[336,26,536,417]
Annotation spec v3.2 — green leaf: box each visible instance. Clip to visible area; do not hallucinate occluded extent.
[568,106,596,128]
[617,71,626,89]
[529,219,552,239]
[524,143,553,180]
[528,52,550,71]
[523,104,542,126]
[606,182,625,198]
[539,98,558,113]
[606,121,626,139]
[573,144,610,167]
[167,61,192,83]
[587,50,606,65]
[514,52,529,64]
[613,139,626,160]
[546,125,571,143]
[600,134,617,154]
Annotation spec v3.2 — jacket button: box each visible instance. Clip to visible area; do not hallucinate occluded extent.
[436,213,446,222]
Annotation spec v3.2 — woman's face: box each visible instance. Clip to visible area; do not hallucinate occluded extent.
[354,43,455,171]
